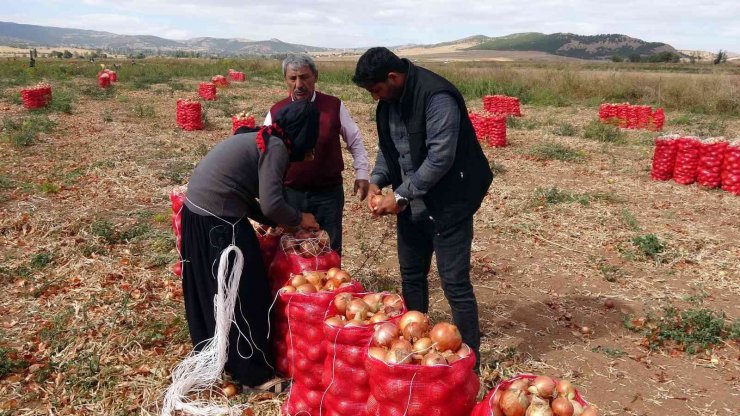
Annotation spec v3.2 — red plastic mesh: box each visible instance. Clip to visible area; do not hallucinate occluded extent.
[98,73,111,88]
[20,83,52,109]
[277,283,364,415]
[470,374,590,416]
[198,82,217,101]
[175,99,203,131]
[599,103,664,131]
[697,138,728,189]
[364,350,479,416]
[211,75,229,87]
[673,136,702,185]
[169,185,187,276]
[268,234,341,294]
[251,222,282,269]
[320,293,407,416]
[469,112,507,147]
[721,141,740,195]
[653,108,665,131]
[231,114,256,134]
[228,69,246,82]
[651,135,679,181]
[483,95,521,117]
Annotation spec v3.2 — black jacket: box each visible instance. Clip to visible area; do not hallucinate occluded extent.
[375,60,493,231]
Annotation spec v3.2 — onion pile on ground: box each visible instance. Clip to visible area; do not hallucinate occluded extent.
[367,311,470,365]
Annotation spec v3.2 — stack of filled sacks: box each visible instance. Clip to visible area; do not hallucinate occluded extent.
[20,82,52,109]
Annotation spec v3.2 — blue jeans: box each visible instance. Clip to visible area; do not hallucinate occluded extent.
[397,214,480,370]
[284,184,344,255]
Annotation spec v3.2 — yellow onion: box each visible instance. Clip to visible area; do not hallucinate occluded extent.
[491,389,505,416]
[333,292,353,315]
[528,376,556,399]
[304,271,324,286]
[570,400,584,416]
[422,352,447,366]
[430,322,462,352]
[382,294,404,316]
[368,346,386,361]
[279,285,296,293]
[290,274,307,287]
[500,388,529,416]
[372,322,400,348]
[456,343,472,358]
[446,354,462,364]
[555,380,576,400]
[509,378,531,391]
[296,283,316,294]
[345,319,364,327]
[369,312,389,323]
[326,267,340,279]
[526,397,553,416]
[398,311,429,333]
[580,406,597,416]
[385,347,412,364]
[402,321,425,342]
[345,299,370,321]
[551,396,574,416]
[390,338,413,353]
[413,337,433,353]
[362,293,384,312]
[325,316,344,327]
[222,383,238,398]
[333,270,351,283]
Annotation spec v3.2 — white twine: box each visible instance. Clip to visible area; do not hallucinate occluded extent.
[319,326,344,416]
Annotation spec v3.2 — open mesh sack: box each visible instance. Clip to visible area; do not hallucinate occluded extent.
[470,374,590,416]
[20,83,52,109]
[268,230,340,293]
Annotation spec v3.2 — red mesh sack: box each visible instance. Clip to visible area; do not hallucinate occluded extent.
[212,75,229,87]
[637,106,652,129]
[697,138,728,189]
[251,221,283,268]
[626,105,639,129]
[470,374,590,416]
[198,82,217,101]
[485,115,507,148]
[268,231,341,293]
[598,103,609,120]
[20,83,52,109]
[231,113,256,134]
[468,112,485,141]
[721,141,740,195]
[651,135,679,181]
[169,185,187,276]
[653,108,665,131]
[673,136,701,185]
[507,97,521,117]
[616,103,630,128]
[280,283,364,416]
[177,99,203,131]
[228,69,246,82]
[98,73,111,88]
[365,349,479,416]
[108,71,117,82]
[320,293,407,416]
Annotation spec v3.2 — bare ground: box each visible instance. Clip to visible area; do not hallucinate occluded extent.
[0,72,738,415]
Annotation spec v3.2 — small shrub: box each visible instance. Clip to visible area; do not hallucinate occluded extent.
[583,120,623,143]
[30,251,54,269]
[552,122,577,136]
[0,345,29,378]
[47,89,73,114]
[132,102,155,118]
[620,209,641,231]
[533,187,590,206]
[37,181,60,194]
[2,115,55,147]
[527,142,585,162]
[91,219,117,244]
[631,234,665,260]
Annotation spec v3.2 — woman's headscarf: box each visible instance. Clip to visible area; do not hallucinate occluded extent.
[238,100,319,162]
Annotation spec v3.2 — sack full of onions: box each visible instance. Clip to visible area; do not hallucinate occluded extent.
[320,292,407,416]
[365,311,479,416]
[650,135,679,181]
[273,268,362,380]
[268,230,340,294]
[232,111,256,134]
[673,136,702,185]
[721,140,740,195]
[250,221,283,269]
[169,185,188,276]
[279,271,364,416]
[470,374,598,416]
[696,137,728,189]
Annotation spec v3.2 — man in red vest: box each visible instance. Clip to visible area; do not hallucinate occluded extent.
[265,54,370,254]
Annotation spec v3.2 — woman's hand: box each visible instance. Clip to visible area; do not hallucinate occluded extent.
[299,213,320,231]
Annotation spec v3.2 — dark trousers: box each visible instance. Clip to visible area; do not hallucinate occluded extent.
[397,214,481,370]
[181,206,275,387]
[284,184,344,254]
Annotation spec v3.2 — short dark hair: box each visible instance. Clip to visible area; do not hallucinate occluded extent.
[352,47,407,86]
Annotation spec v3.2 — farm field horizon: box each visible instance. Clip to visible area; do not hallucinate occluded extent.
[0,57,738,416]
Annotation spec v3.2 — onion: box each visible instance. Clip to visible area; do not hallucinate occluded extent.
[326,267,340,279]
[317,230,330,248]
[323,279,338,291]
[385,347,412,364]
[430,322,462,352]
[491,389,505,416]
[528,376,556,399]
[372,322,400,348]
[296,283,316,294]
[333,270,351,283]
[509,378,531,391]
[333,292,353,315]
[445,353,462,364]
[304,271,324,286]
[279,285,296,293]
[570,400,584,416]
[345,319,364,327]
[338,282,354,289]
[290,274,307,287]
[526,397,553,416]
[382,294,404,316]
[500,388,529,416]
[370,194,383,209]
[222,383,238,398]
[325,316,345,327]
[413,337,433,353]
[555,380,576,400]
[327,276,343,289]
[456,343,472,358]
[580,406,597,416]
[390,338,413,353]
[368,346,386,361]
[299,240,318,258]
[369,312,388,323]
[551,396,574,416]
[398,311,429,333]
[402,321,425,342]
[345,299,370,321]
[362,293,384,312]
[422,352,447,366]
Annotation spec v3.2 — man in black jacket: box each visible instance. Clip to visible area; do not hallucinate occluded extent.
[353,47,493,370]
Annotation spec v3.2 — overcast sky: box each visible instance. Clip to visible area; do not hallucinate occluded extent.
[1,0,738,52]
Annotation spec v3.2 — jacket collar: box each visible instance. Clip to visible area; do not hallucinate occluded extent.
[398,59,416,120]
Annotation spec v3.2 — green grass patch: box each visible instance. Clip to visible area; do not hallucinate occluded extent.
[37,181,61,194]
[533,186,591,206]
[131,102,155,118]
[1,114,56,146]
[631,233,665,260]
[620,209,641,231]
[527,142,585,162]
[506,116,539,130]
[583,120,623,143]
[0,344,29,378]
[552,122,577,136]
[30,251,54,269]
